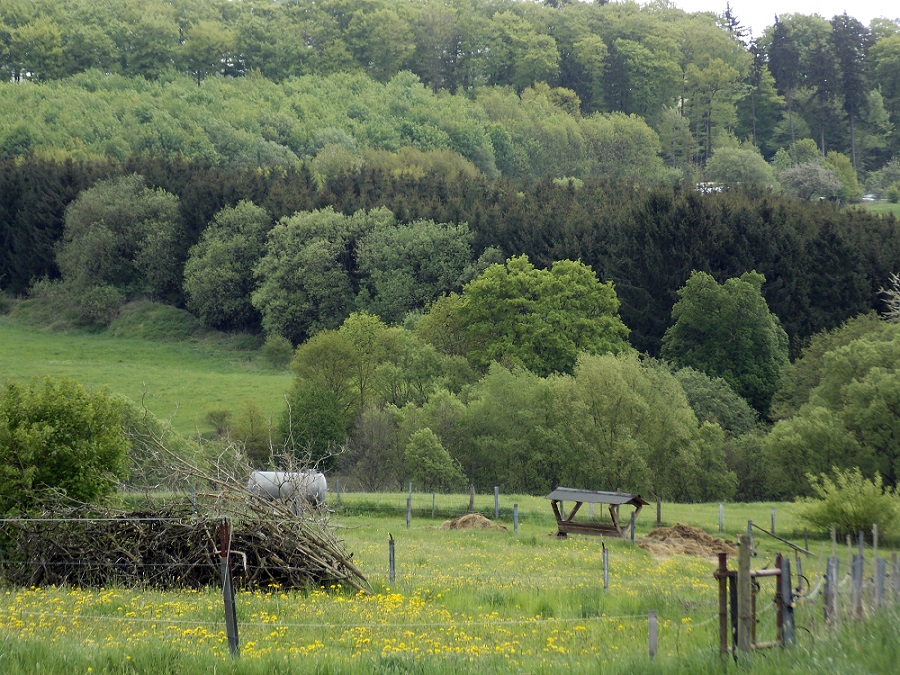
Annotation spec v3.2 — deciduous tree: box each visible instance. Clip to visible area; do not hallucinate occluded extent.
[661,270,789,415]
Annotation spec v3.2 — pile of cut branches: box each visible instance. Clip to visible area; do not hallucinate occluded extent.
[0,497,368,592]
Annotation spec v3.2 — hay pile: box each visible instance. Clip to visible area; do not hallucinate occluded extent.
[441,513,507,531]
[0,500,367,592]
[638,523,737,558]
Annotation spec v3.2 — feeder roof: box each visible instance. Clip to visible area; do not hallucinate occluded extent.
[544,487,649,507]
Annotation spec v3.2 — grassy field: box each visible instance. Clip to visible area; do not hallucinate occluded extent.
[0,311,292,436]
[1,493,898,673]
[857,200,900,217]
[1,309,898,672]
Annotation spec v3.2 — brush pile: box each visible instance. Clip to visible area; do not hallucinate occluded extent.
[0,498,368,592]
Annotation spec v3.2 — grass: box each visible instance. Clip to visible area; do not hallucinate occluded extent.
[856,200,900,217]
[1,493,898,673]
[0,309,292,436]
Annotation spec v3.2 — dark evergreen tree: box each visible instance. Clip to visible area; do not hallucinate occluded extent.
[830,13,872,171]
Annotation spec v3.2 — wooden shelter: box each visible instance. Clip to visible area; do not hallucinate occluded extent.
[545,487,649,538]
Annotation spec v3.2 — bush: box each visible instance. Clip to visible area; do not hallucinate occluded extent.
[886,182,900,203]
[796,467,900,539]
[404,428,466,492]
[261,335,294,370]
[0,377,129,514]
[77,284,125,325]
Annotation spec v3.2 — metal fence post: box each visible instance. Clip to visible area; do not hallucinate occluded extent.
[716,553,729,656]
[737,534,752,653]
[389,534,395,584]
[218,520,239,658]
[406,496,411,530]
[602,542,609,590]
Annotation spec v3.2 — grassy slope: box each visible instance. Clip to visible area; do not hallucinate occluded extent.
[0,314,292,436]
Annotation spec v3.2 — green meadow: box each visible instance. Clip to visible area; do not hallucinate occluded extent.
[1,310,898,672]
[1,493,898,674]
[0,309,292,436]
[858,200,900,217]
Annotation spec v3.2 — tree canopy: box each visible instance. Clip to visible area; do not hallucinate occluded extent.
[661,270,789,415]
[418,255,630,377]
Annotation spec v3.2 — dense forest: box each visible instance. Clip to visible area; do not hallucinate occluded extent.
[2,0,900,181]
[1,0,898,503]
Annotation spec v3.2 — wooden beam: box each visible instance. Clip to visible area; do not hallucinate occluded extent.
[566,501,584,521]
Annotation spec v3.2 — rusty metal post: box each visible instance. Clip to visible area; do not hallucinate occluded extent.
[717,553,729,656]
[737,535,752,653]
[775,554,784,645]
[218,520,239,658]
[389,534,395,584]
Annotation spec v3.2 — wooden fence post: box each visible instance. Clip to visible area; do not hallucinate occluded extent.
[494,486,500,519]
[875,557,886,609]
[737,534,752,653]
[468,484,475,513]
[513,504,519,534]
[648,610,658,660]
[771,508,776,535]
[780,556,795,645]
[851,552,864,619]
[825,556,839,627]
[406,497,411,530]
[893,553,899,600]
[718,504,723,533]
[656,496,661,527]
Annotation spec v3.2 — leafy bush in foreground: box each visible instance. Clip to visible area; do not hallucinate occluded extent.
[0,376,129,514]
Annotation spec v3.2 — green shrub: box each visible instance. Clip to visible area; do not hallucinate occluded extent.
[796,467,900,539]
[886,182,900,203]
[204,408,232,437]
[261,334,294,369]
[0,377,129,514]
[77,284,124,325]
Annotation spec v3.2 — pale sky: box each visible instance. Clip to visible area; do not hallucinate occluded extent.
[653,1,897,38]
